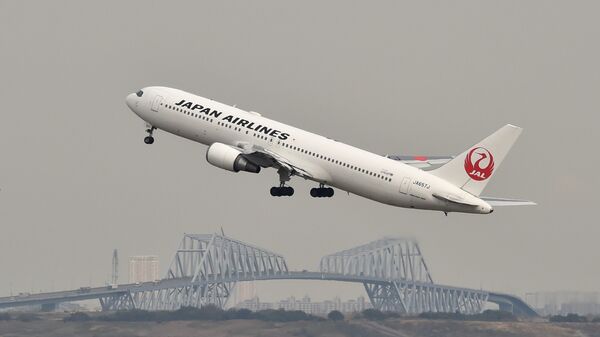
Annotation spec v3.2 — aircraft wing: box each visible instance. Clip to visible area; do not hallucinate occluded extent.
[479,197,537,206]
[236,143,316,179]
[387,155,454,170]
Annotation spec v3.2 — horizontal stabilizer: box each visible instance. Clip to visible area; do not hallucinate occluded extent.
[387,155,454,170]
[432,193,480,206]
[480,197,536,207]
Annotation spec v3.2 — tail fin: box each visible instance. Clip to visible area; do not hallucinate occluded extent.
[431,124,522,196]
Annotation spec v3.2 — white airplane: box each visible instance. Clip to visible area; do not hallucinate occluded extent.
[126,87,534,215]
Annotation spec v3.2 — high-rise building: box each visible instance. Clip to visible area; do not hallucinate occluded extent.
[128,255,159,283]
[231,281,257,305]
[111,249,119,285]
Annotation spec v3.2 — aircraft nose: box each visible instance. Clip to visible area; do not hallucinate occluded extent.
[125,94,140,110]
[126,93,137,110]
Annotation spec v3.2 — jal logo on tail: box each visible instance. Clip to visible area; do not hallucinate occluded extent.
[464,147,494,181]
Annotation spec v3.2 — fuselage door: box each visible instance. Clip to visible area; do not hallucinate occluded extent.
[399,177,411,194]
[151,95,163,112]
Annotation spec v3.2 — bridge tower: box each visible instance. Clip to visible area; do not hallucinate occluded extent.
[107,233,288,311]
[320,237,489,315]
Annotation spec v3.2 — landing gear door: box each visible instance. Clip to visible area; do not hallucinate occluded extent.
[151,95,163,112]
[399,177,411,194]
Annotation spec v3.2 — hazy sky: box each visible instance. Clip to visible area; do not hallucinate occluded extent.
[1,1,599,302]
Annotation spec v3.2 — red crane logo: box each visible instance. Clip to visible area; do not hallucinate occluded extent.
[464,147,494,181]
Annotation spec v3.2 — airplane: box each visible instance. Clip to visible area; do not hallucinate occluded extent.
[125,87,535,215]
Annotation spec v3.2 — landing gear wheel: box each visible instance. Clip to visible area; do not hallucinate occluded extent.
[270,186,294,197]
[310,185,334,198]
[310,188,318,198]
[326,187,334,197]
[144,126,156,144]
[270,187,280,197]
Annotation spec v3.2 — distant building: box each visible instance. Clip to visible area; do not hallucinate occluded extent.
[525,291,600,316]
[233,281,257,305]
[128,256,159,283]
[561,302,600,316]
[236,295,371,315]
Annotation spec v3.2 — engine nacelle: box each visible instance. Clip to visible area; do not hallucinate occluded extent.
[206,143,261,173]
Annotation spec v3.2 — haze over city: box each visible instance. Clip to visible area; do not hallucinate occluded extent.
[1,0,599,304]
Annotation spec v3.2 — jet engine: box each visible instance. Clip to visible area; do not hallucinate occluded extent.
[206,143,261,173]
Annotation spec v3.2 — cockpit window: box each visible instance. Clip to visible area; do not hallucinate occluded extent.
[136,90,144,97]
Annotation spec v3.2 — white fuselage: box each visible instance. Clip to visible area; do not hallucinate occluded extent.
[126,86,492,214]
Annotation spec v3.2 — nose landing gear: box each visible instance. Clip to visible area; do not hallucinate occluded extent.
[144,126,156,144]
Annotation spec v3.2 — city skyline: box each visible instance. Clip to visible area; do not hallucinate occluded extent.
[236,295,371,315]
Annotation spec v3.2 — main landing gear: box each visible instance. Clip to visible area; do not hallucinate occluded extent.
[270,184,294,197]
[271,168,294,197]
[310,184,334,198]
[144,126,156,144]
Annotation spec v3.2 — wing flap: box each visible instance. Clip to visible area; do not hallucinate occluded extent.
[236,142,318,180]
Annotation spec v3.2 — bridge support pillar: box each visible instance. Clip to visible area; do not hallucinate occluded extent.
[364,282,405,313]
[99,292,136,311]
[498,302,514,313]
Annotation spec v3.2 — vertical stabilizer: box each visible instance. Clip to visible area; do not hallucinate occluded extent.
[431,124,522,196]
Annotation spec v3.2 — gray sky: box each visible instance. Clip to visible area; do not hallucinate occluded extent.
[1,1,599,301]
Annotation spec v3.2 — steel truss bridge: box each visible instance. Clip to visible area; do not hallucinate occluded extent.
[0,233,537,316]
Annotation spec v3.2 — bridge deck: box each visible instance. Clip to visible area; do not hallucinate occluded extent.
[0,271,535,316]
[0,234,538,317]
